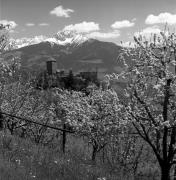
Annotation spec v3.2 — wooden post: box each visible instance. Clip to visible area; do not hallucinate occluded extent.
[62,124,67,153]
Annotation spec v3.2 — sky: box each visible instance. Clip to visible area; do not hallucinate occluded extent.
[1,0,176,45]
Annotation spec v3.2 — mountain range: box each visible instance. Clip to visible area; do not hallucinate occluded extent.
[3,30,127,79]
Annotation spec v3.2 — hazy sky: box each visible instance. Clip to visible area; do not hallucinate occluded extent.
[1,0,176,44]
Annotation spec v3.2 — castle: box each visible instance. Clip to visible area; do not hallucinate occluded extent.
[36,57,99,90]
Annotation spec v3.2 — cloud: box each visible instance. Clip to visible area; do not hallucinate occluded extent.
[88,31,120,39]
[111,20,135,29]
[14,35,47,48]
[9,29,19,34]
[0,20,17,29]
[145,12,176,25]
[33,35,47,42]
[26,23,35,27]
[121,41,135,48]
[134,26,161,38]
[39,23,49,26]
[50,5,74,18]
[63,21,100,33]
[132,18,137,22]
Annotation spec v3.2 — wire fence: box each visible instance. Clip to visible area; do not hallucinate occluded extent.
[0,111,75,133]
[0,111,142,137]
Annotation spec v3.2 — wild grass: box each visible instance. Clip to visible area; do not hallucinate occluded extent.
[0,132,160,180]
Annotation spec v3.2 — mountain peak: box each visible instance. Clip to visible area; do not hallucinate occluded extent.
[55,30,79,40]
[12,30,89,49]
[54,30,88,46]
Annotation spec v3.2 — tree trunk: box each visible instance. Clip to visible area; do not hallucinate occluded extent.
[20,127,26,138]
[0,110,4,130]
[102,146,105,163]
[92,145,98,162]
[161,165,171,180]
[173,165,176,180]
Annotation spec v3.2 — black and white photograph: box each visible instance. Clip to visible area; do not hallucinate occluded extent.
[0,0,176,179]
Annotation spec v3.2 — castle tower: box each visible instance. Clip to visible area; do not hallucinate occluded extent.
[46,57,57,75]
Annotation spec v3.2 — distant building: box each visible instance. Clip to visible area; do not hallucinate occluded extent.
[77,70,98,83]
[56,69,69,78]
[36,59,99,90]
[46,57,57,75]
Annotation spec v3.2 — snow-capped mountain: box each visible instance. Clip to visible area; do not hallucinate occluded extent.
[12,30,89,49]
[54,30,88,46]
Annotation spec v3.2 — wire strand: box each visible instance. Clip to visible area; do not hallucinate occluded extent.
[0,111,75,133]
